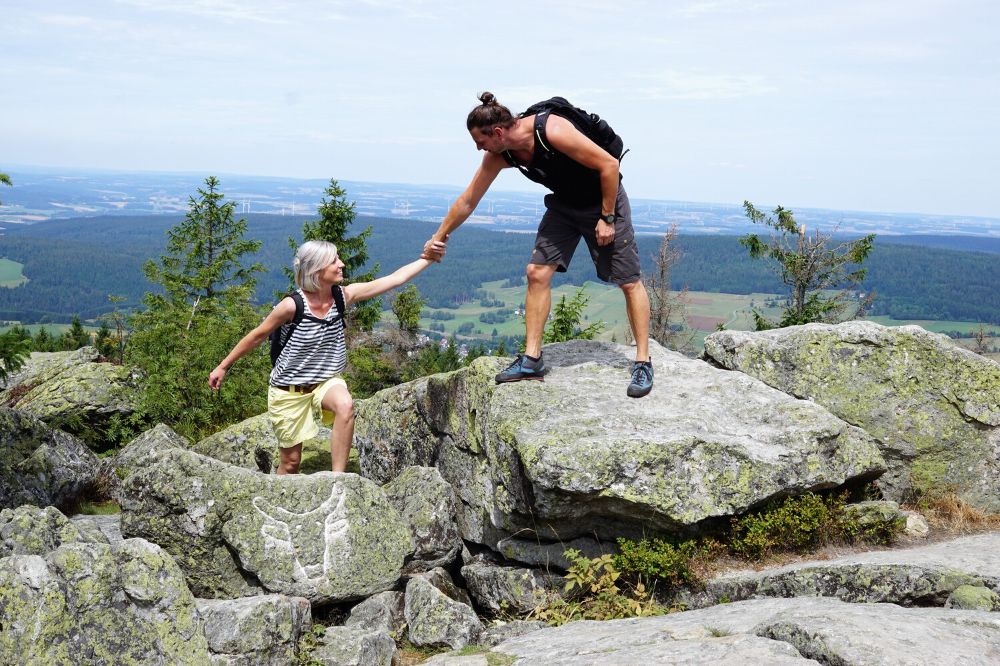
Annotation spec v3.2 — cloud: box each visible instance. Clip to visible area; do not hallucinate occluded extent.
[627,70,775,100]
[112,0,293,25]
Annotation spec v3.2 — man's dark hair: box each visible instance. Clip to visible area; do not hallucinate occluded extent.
[466,91,515,131]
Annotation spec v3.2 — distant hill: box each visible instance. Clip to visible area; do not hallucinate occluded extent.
[2,214,999,326]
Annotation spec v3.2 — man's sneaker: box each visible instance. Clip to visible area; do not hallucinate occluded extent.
[495,354,546,383]
[627,360,653,398]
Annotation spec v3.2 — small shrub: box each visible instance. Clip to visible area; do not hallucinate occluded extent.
[614,537,724,591]
[729,491,901,559]
[529,549,664,625]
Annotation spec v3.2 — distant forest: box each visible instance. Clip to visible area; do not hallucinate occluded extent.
[2,213,999,325]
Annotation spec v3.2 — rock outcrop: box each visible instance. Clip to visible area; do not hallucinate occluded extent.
[119,448,414,602]
[0,347,138,450]
[0,537,211,664]
[355,340,886,552]
[704,321,1000,508]
[0,406,101,511]
[196,594,312,664]
[425,597,1000,664]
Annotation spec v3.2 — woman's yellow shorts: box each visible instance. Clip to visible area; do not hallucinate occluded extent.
[267,376,346,448]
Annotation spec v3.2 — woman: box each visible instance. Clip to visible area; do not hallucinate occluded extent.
[209,239,444,474]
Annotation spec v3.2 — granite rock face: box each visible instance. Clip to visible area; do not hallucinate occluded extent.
[383,466,462,573]
[0,504,108,556]
[0,347,138,450]
[405,570,483,650]
[0,406,101,511]
[120,448,413,603]
[196,594,312,665]
[0,536,211,664]
[704,321,1000,507]
[355,340,886,550]
[191,413,280,474]
[678,531,1000,610]
[424,597,1000,665]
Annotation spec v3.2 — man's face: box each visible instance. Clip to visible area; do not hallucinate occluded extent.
[470,126,503,154]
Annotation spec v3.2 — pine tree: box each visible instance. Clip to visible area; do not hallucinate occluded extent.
[741,201,875,329]
[544,288,605,343]
[33,327,56,352]
[128,176,268,438]
[60,315,91,350]
[392,284,426,335]
[0,329,30,384]
[287,179,380,331]
[0,170,10,206]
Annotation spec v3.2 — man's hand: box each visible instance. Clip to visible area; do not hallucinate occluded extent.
[421,235,449,262]
[595,219,615,247]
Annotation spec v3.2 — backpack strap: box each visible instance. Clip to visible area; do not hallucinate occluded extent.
[533,111,554,155]
[332,285,347,327]
[289,291,305,325]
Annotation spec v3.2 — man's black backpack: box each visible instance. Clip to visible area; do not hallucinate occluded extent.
[520,96,627,161]
[268,286,346,366]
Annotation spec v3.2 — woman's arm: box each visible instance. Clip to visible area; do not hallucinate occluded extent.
[342,258,434,305]
[208,298,295,389]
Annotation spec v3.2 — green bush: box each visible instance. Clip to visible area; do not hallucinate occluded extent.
[614,537,722,590]
[729,492,900,558]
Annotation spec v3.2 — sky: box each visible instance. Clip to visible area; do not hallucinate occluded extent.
[2,0,998,218]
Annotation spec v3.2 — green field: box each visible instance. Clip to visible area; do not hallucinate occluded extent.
[398,280,999,356]
[0,258,27,287]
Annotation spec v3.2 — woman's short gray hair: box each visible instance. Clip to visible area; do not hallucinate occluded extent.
[294,240,339,291]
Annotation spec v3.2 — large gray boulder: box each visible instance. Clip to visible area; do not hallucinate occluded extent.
[0,537,211,664]
[191,413,279,474]
[383,466,462,573]
[119,448,414,603]
[679,530,1000,610]
[462,560,564,615]
[424,597,1000,665]
[345,590,406,638]
[0,347,138,450]
[0,406,101,511]
[355,340,886,550]
[405,571,483,650]
[704,321,1000,508]
[311,626,397,666]
[196,594,312,665]
[1,504,108,556]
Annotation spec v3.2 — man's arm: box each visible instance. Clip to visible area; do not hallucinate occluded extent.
[209,298,296,389]
[543,115,620,246]
[423,153,506,258]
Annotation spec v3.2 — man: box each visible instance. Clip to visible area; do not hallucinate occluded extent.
[424,92,653,397]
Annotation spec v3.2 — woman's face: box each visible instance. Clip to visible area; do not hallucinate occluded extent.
[318,255,344,284]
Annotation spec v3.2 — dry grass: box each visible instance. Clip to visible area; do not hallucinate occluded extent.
[909,493,1000,533]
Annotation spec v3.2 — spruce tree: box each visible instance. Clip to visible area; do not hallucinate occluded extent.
[0,329,30,384]
[128,176,268,438]
[60,315,91,350]
[287,179,380,331]
[0,171,10,205]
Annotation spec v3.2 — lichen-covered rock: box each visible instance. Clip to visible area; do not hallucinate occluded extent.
[843,499,907,536]
[105,423,190,502]
[0,504,106,556]
[0,406,101,511]
[71,514,124,546]
[427,597,1000,665]
[191,413,279,474]
[703,321,1000,508]
[0,537,211,664]
[679,531,1000,609]
[355,340,885,550]
[479,620,548,647]
[311,626,397,666]
[384,466,462,573]
[345,591,406,638]
[1,347,138,450]
[120,448,413,603]
[946,584,1000,611]
[496,535,617,571]
[196,594,311,664]
[405,573,483,649]
[462,561,564,615]
[903,511,931,538]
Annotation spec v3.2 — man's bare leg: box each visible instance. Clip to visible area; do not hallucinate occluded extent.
[523,264,557,358]
[321,383,355,472]
[620,280,651,361]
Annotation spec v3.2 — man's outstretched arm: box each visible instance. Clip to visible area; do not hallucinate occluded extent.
[423,152,506,259]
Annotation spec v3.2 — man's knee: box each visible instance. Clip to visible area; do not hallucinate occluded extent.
[526,264,555,288]
[618,279,645,296]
